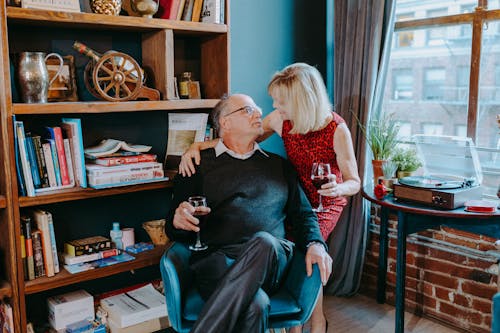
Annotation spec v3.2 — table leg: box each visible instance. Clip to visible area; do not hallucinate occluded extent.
[377,206,389,304]
[395,211,407,333]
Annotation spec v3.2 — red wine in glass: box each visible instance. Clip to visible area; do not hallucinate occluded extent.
[188,196,209,251]
[311,163,331,212]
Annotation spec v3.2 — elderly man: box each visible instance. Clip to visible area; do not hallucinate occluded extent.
[165,93,332,333]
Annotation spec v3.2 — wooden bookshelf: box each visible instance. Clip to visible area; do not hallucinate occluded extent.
[0,280,12,299]
[0,195,6,209]
[18,179,173,207]
[7,7,227,34]
[24,245,168,294]
[13,99,220,115]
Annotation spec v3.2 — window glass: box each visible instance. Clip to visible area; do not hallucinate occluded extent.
[477,20,500,197]
[423,68,446,100]
[392,69,413,100]
[422,122,444,135]
[396,13,414,47]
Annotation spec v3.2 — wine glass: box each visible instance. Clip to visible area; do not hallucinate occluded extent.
[311,163,331,213]
[188,196,209,251]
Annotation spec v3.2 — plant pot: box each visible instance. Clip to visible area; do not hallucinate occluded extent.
[397,170,413,179]
[372,159,385,184]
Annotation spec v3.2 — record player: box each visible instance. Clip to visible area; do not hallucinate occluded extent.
[393,135,483,209]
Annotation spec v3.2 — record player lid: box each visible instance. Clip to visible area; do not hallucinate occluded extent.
[413,135,483,186]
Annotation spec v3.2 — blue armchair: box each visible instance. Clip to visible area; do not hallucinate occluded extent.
[160,242,322,333]
[493,292,500,333]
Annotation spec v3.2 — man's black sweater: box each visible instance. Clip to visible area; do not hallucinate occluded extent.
[166,149,325,252]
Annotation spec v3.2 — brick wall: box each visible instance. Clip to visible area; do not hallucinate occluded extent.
[360,204,499,333]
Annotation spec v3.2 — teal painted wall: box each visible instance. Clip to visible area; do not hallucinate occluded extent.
[230,1,326,156]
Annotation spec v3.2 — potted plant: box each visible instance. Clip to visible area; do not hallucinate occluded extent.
[356,112,400,182]
[392,147,422,179]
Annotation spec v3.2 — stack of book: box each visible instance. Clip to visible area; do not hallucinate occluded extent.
[62,236,135,274]
[84,139,166,189]
[14,117,87,197]
[21,210,60,280]
[156,0,225,24]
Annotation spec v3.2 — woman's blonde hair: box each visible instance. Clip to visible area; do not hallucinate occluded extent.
[268,63,332,134]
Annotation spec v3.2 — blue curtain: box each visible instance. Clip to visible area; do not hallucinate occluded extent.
[326,0,395,296]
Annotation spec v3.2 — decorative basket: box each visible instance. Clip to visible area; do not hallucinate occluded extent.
[142,219,169,245]
[90,0,122,16]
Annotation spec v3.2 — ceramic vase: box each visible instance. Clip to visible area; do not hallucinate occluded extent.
[372,159,385,184]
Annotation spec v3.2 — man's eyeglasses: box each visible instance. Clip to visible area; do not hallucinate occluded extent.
[224,105,261,117]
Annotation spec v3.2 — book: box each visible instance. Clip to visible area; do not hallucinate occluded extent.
[86,161,163,177]
[61,118,87,188]
[100,283,167,328]
[47,139,62,186]
[13,116,27,196]
[46,126,70,185]
[15,120,35,197]
[46,211,60,273]
[20,234,27,280]
[464,200,498,213]
[191,0,203,21]
[176,0,186,19]
[63,138,76,185]
[42,142,57,187]
[32,135,50,188]
[31,229,46,278]
[65,236,112,257]
[87,176,169,190]
[107,316,169,333]
[25,134,42,189]
[33,209,55,277]
[156,0,180,20]
[84,139,152,159]
[62,248,120,265]
[21,216,35,280]
[88,169,165,186]
[64,252,135,274]
[201,0,222,24]
[181,0,194,20]
[93,153,157,167]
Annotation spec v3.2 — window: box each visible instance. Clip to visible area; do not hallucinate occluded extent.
[392,69,413,100]
[422,122,444,135]
[423,68,445,100]
[381,0,500,199]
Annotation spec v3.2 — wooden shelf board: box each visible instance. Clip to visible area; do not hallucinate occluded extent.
[7,7,227,34]
[0,280,12,299]
[0,195,6,208]
[13,99,220,114]
[25,245,168,294]
[19,179,173,207]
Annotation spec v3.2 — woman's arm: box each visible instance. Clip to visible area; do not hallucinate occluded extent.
[179,139,220,176]
[318,123,361,198]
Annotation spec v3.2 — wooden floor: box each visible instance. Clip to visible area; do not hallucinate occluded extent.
[301,294,461,333]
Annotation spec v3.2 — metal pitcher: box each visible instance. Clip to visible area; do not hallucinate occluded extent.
[17,52,63,103]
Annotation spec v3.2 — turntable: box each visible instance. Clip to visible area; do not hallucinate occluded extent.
[392,135,483,209]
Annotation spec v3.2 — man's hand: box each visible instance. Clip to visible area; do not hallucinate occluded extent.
[173,201,211,232]
[305,243,333,285]
[179,145,202,177]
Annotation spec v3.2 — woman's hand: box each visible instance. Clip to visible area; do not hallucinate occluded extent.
[318,174,342,198]
[179,145,202,177]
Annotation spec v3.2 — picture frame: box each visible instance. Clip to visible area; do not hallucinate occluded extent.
[47,55,78,102]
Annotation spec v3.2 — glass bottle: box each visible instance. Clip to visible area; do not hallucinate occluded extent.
[179,71,192,99]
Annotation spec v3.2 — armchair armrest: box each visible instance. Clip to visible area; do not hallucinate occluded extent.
[283,250,322,323]
[160,242,192,331]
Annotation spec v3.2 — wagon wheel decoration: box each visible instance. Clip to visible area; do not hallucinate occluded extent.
[92,52,143,102]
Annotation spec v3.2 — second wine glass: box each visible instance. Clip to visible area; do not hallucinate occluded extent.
[311,163,331,213]
[188,196,209,251]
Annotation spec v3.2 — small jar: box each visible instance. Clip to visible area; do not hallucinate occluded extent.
[179,72,192,99]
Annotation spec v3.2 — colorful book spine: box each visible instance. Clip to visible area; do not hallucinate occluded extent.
[93,154,157,167]
[33,209,55,277]
[46,211,60,274]
[25,134,41,189]
[63,138,75,185]
[46,126,70,185]
[15,121,35,197]
[13,115,27,196]
[61,118,87,188]
[22,216,35,281]
[47,139,62,186]
[31,229,46,278]
[32,135,50,188]
[42,142,57,187]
